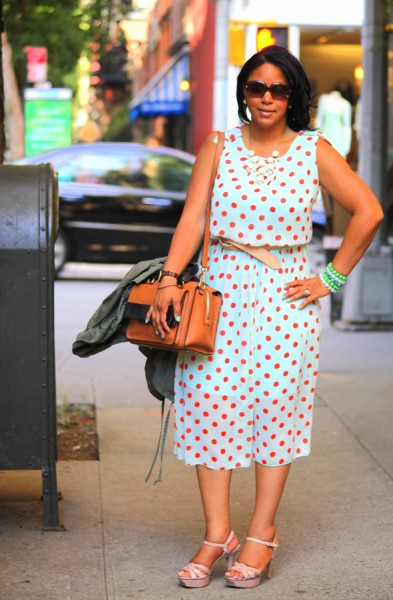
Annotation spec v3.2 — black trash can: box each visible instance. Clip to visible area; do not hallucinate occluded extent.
[0,164,60,530]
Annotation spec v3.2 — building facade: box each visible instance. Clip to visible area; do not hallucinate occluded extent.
[128,0,365,158]
[129,0,216,154]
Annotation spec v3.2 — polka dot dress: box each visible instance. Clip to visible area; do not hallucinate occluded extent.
[173,126,325,470]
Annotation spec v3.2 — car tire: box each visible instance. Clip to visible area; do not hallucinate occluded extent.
[54,229,70,275]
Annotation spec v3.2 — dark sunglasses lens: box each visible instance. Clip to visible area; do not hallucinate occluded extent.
[270,84,290,99]
[246,82,267,97]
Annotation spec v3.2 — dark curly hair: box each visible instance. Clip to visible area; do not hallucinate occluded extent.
[236,45,313,131]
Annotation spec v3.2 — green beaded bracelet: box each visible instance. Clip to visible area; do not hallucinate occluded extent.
[322,272,340,291]
[319,262,348,293]
[324,271,341,289]
[319,273,337,293]
[326,271,343,285]
[327,262,347,281]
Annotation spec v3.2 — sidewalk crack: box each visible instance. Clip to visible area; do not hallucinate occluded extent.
[97,461,110,600]
[318,395,393,482]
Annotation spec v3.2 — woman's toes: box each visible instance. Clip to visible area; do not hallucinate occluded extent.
[225,570,238,578]
[178,569,189,577]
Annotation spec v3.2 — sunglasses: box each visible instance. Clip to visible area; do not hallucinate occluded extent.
[244,81,291,100]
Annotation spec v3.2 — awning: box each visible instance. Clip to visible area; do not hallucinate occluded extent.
[129,53,190,120]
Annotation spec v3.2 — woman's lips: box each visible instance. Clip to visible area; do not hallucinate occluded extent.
[258,108,274,116]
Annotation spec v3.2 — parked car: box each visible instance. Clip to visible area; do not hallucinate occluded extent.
[14,142,326,273]
[14,142,195,273]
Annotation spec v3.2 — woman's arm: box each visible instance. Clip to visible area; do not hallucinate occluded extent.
[316,138,384,275]
[285,138,384,308]
[147,131,219,336]
[159,131,218,276]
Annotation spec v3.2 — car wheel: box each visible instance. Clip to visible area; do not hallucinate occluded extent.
[54,229,69,275]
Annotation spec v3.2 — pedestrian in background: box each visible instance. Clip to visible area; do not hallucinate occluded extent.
[147,45,383,589]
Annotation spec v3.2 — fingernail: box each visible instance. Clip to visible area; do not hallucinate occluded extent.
[145,318,149,324]
[155,330,159,335]
[297,305,303,310]
[160,334,165,339]
[175,315,181,322]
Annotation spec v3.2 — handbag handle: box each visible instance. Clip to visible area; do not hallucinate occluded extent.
[200,131,225,278]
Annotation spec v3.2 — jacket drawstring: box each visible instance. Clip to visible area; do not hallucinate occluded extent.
[145,399,173,485]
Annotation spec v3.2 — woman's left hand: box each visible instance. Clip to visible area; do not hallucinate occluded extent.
[284,276,330,310]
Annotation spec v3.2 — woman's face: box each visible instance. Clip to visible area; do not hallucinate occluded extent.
[244,62,290,128]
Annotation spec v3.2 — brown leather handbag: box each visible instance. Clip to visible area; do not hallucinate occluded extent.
[125,132,224,355]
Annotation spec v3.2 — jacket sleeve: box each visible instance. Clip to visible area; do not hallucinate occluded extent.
[72,282,132,357]
[72,257,168,357]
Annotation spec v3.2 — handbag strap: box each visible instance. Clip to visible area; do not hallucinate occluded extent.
[200,131,225,276]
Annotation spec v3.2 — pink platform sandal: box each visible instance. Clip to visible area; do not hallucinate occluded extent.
[178,530,240,588]
[225,535,279,588]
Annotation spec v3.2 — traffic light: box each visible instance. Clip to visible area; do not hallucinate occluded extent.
[100,41,128,86]
[256,26,288,51]
[229,23,246,67]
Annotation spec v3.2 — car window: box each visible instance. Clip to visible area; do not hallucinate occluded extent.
[57,152,132,185]
[56,149,193,191]
[139,151,193,192]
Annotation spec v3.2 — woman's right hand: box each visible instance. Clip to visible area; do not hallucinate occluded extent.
[146,284,182,339]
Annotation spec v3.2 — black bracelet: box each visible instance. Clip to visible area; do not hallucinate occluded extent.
[159,270,179,281]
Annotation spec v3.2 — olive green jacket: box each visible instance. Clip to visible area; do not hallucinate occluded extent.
[72,256,176,402]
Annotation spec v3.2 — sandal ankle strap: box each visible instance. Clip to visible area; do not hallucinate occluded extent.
[246,536,279,553]
[203,530,235,551]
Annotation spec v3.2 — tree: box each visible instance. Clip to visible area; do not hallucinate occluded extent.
[3,0,114,93]
[1,1,131,157]
[2,31,24,159]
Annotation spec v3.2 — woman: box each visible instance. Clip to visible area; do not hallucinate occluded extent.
[147,46,383,589]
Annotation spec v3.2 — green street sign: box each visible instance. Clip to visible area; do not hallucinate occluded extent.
[24,88,72,156]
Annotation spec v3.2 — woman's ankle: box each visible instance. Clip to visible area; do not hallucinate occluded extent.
[204,526,233,542]
[247,523,276,541]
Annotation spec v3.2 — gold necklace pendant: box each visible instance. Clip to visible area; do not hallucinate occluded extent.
[246,126,287,183]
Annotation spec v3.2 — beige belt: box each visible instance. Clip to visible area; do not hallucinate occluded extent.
[216,237,282,270]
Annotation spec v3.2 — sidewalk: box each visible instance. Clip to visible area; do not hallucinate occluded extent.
[0,283,392,600]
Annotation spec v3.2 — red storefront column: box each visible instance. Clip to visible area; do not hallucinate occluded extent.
[189,0,216,155]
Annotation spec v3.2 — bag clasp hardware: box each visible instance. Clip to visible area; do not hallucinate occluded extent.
[199,266,208,288]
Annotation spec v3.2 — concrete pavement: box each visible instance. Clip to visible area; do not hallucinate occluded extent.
[0,278,392,600]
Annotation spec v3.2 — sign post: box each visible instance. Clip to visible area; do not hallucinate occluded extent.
[24,88,72,156]
[24,46,48,84]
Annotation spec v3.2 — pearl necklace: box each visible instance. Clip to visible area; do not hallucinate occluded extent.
[246,125,287,183]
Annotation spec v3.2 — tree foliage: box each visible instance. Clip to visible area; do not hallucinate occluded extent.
[3,0,123,91]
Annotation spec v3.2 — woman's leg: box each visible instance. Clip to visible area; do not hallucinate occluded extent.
[179,465,239,573]
[226,462,290,577]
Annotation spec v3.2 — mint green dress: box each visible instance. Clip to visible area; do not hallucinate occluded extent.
[174,126,325,470]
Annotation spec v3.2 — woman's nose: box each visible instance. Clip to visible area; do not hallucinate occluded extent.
[260,93,273,103]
